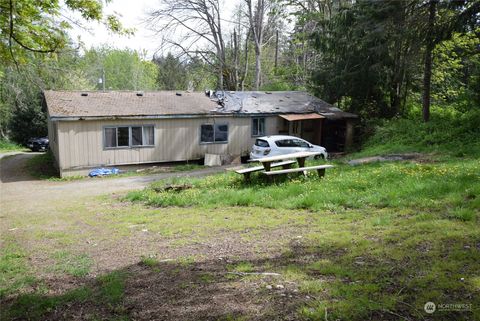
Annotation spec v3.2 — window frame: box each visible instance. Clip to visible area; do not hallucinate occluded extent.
[200,123,229,144]
[103,125,155,150]
[251,117,266,137]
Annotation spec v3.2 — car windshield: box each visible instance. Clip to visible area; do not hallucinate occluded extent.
[255,139,270,147]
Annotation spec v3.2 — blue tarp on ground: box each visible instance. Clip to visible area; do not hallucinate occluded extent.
[88,168,120,177]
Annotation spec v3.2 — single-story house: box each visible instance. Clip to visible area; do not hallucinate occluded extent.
[44,90,357,177]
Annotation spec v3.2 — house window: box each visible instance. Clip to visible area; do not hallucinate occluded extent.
[252,117,265,137]
[104,125,155,148]
[117,127,129,147]
[200,123,228,143]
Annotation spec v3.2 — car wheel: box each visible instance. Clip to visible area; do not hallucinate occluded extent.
[314,154,325,160]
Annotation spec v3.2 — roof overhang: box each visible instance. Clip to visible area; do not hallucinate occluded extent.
[279,113,325,122]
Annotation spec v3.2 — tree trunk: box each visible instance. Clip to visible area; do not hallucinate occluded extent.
[246,0,265,91]
[240,30,250,91]
[274,30,279,69]
[233,28,239,91]
[422,0,437,123]
[218,66,224,90]
[255,46,261,90]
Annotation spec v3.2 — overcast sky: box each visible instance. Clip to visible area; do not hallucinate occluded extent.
[68,0,238,59]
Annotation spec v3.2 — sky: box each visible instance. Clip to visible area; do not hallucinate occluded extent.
[68,0,238,59]
[68,0,158,58]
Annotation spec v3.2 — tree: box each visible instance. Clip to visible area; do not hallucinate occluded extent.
[0,49,88,142]
[432,29,480,109]
[422,0,437,122]
[147,0,231,89]
[0,0,130,67]
[246,0,267,90]
[78,47,158,91]
[286,0,479,121]
[420,0,480,122]
[153,53,188,90]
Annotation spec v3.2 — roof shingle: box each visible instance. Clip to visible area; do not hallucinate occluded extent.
[44,90,357,119]
[44,91,217,118]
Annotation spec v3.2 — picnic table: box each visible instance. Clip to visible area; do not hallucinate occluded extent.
[235,151,334,180]
[255,151,323,171]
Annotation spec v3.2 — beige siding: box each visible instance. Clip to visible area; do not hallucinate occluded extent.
[47,116,60,168]
[56,116,280,174]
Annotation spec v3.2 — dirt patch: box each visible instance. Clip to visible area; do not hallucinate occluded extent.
[0,153,313,320]
[347,153,433,166]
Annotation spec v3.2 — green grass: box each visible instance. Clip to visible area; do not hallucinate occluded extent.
[25,151,61,179]
[1,271,128,320]
[121,156,479,321]
[2,287,93,320]
[0,139,27,153]
[51,251,93,277]
[140,256,158,267]
[124,158,479,216]
[353,107,480,158]
[228,262,255,273]
[98,271,126,305]
[0,240,36,298]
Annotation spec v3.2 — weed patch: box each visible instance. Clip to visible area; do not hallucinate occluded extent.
[125,158,480,215]
[0,139,27,153]
[0,241,35,298]
[51,251,93,277]
[98,271,126,305]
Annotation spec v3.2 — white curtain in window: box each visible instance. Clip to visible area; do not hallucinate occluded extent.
[105,128,117,148]
[143,126,154,145]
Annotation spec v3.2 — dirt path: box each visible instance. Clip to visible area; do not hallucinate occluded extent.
[0,152,233,205]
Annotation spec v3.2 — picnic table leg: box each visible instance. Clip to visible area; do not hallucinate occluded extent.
[244,172,251,182]
[262,162,271,171]
[296,157,306,168]
[317,168,326,178]
[297,157,307,176]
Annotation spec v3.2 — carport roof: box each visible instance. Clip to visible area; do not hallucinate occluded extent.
[279,113,325,121]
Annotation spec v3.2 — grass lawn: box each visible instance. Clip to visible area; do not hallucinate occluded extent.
[1,151,478,320]
[0,139,27,153]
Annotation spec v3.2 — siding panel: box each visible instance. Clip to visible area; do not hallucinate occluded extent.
[56,116,283,172]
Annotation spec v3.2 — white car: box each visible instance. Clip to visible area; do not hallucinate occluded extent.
[249,135,328,160]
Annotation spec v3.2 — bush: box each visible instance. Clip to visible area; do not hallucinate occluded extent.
[359,107,480,157]
[0,139,26,152]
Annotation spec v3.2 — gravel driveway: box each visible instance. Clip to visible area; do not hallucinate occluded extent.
[0,152,233,206]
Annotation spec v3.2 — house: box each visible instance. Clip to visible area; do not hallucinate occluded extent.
[44,90,357,177]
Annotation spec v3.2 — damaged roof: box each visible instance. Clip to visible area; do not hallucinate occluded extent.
[44,90,357,120]
[219,91,357,119]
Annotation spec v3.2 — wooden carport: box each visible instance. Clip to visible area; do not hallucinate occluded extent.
[278,113,325,146]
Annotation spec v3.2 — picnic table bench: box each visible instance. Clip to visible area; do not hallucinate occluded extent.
[235,160,296,180]
[262,164,334,177]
